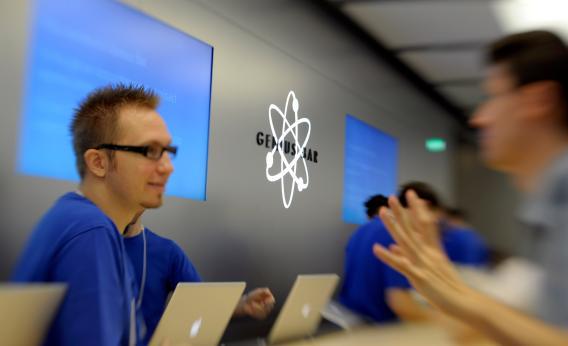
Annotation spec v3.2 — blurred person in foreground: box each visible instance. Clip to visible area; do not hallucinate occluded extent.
[374,30,568,345]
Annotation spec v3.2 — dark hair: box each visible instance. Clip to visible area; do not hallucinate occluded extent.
[446,207,467,220]
[70,84,160,178]
[364,194,389,218]
[487,30,568,125]
[398,181,441,208]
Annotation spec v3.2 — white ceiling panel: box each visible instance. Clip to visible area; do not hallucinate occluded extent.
[343,1,504,48]
[399,49,484,82]
[332,0,568,119]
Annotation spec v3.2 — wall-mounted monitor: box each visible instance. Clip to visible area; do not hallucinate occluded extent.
[343,115,398,225]
[18,0,213,200]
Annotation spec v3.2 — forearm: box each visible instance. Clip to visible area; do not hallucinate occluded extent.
[396,305,433,322]
[455,290,568,345]
[387,289,433,322]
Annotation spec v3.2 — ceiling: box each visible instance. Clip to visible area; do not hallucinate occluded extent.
[320,0,568,122]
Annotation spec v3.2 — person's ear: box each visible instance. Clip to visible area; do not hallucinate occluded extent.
[520,81,563,122]
[83,149,109,178]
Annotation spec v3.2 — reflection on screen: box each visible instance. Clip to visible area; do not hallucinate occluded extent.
[18,0,213,200]
[343,115,398,225]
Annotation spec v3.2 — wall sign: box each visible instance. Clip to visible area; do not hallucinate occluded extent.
[259,90,316,208]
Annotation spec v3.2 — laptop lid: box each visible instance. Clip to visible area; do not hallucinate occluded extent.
[268,274,339,344]
[150,282,245,346]
[0,284,66,346]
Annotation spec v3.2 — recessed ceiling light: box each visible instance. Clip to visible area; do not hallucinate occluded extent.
[493,0,568,39]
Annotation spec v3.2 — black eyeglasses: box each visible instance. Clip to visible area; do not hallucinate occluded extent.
[95,144,178,161]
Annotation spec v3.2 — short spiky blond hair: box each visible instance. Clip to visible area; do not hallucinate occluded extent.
[70,84,160,178]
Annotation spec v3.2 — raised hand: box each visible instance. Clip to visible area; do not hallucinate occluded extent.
[373,190,476,316]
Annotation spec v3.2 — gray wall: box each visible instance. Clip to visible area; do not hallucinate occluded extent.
[455,142,521,255]
[0,0,459,300]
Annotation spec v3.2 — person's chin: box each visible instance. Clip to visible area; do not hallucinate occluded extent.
[481,151,514,172]
[141,197,163,209]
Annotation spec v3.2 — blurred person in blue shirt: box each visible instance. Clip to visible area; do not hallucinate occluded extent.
[12,84,175,345]
[340,182,488,323]
[339,193,415,322]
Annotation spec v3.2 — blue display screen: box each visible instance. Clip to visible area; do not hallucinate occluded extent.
[18,0,213,200]
[343,115,398,225]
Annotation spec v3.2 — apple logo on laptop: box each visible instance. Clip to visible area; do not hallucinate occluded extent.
[301,304,311,319]
[189,317,203,339]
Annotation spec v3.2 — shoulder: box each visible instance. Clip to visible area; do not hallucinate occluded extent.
[448,227,481,240]
[144,229,201,280]
[350,219,391,244]
[537,154,568,207]
[354,218,384,233]
[548,172,568,206]
[145,228,185,254]
[367,218,390,237]
[38,192,118,240]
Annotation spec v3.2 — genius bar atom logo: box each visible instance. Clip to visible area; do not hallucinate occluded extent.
[259,90,317,209]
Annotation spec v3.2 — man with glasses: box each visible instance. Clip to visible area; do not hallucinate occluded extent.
[375,31,568,344]
[12,84,173,345]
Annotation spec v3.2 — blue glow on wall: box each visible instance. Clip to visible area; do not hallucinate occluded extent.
[343,115,398,225]
[18,0,213,200]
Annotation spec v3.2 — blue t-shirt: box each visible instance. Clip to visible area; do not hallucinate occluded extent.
[339,217,411,322]
[442,226,488,267]
[124,228,201,342]
[339,218,489,322]
[11,192,143,346]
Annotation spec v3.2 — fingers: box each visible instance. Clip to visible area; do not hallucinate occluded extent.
[389,195,415,240]
[373,244,413,279]
[389,244,408,258]
[387,196,422,252]
[379,204,421,262]
[406,190,429,222]
[383,192,445,271]
[406,190,441,248]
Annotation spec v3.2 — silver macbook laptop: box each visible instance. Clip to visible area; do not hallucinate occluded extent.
[150,282,246,346]
[268,274,339,344]
[0,284,66,346]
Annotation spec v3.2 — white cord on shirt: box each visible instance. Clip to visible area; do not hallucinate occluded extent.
[130,299,136,346]
[137,227,148,310]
